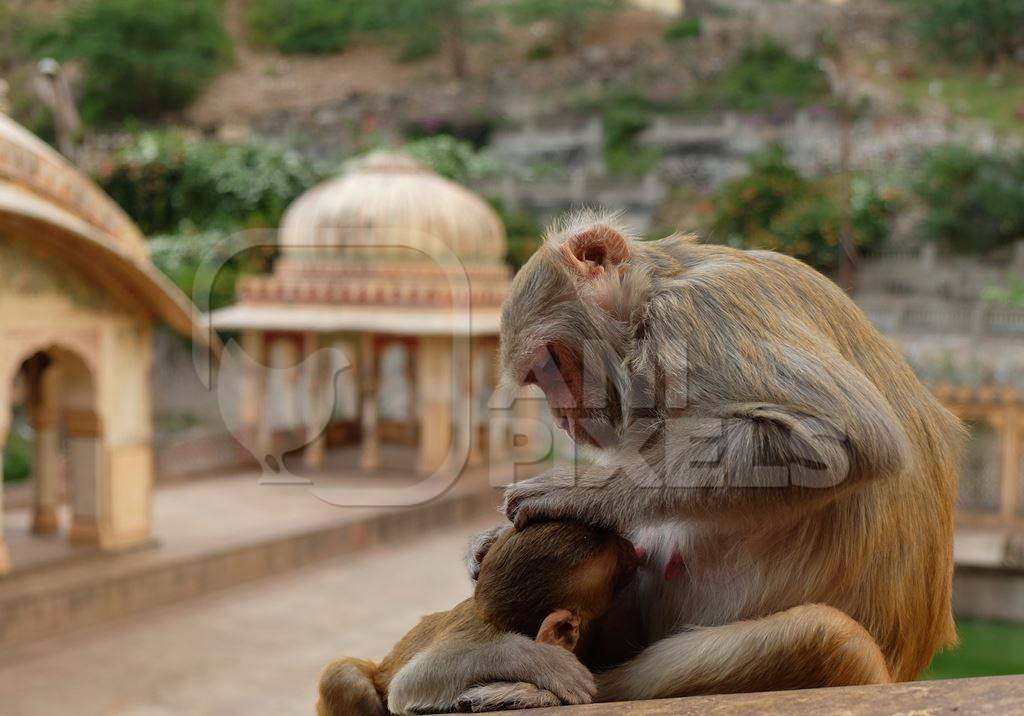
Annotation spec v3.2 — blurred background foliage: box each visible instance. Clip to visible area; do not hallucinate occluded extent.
[684,41,831,113]
[711,146,896,272]
[914,145,1024,255]
[23,0,232,124]
[96,130,333,234]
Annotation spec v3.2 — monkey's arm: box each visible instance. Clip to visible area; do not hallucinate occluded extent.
[386,632,595,714]
[506,329,911,530]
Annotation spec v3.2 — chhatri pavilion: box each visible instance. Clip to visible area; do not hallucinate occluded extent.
[210,152,514,475]
[0,114,202,573]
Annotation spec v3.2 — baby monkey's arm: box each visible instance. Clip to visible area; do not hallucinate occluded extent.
[387,630,595,715]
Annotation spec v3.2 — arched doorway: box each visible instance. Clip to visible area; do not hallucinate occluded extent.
[1,344,103,570]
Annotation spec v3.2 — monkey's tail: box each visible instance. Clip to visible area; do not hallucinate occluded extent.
[317,657,387,716]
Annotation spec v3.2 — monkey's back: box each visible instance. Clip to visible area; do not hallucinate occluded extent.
[663,242,962,680]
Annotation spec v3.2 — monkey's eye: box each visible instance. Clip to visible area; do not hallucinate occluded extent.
[524,346,561,385]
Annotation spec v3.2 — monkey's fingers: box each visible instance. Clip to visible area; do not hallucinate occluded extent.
[465,524,508,581]
[501,484,546,529]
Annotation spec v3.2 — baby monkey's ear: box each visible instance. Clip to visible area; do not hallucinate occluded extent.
[536,609,580,652]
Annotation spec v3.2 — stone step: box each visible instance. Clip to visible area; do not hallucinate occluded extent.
[0,480,499,649]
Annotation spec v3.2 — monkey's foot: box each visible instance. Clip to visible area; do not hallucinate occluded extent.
[456,682,561,712]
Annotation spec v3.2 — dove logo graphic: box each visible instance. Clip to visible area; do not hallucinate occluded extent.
[190,226,479,508]
[216,336,348,485]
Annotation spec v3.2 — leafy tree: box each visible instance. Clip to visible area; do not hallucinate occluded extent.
[491,201,543,270]
[508,0,624,53]
[914,145,1024,255]
[245,0,391,55]
[384,0,479,77]
[247,0,352,54]
[97,130,335,234]
[27,0,232,124]
[149,230,268,311]
[247,0,488,78]
[901,0,1024,66]
[403,134,499,183]
[711,146,895,273]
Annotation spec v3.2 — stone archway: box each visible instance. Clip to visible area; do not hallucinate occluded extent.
[1,342,103,571]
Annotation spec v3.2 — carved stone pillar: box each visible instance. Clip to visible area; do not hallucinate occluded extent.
[467,340,487,467]
[303,331,327,469]
[241,330,270,461]
[360,334,382,471]
[0,419,11,574]
[405,339,419,443]
[417,336,453,474]
[67,410,104,546]
[30,363,61,534]
[1001,406,1022,520]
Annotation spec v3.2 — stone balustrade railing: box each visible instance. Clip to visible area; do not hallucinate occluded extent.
[483,676,1024,714]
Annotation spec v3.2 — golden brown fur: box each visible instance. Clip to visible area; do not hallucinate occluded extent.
[487,213,961,700]
[316,522,637,715]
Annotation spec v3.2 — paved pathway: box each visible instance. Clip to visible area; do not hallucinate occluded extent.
[0,519,493,715]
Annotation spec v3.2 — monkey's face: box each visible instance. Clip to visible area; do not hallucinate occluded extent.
[500,221,635,449]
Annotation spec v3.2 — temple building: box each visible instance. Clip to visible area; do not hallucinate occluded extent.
[210,152,513,475]
[0,115,203,573]
[856,248,1024,532]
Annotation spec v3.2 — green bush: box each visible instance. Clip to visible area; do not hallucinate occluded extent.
[97,130,335,235]
[149,230,269,310]
[982,279,1024,307]
[711,146,895,272]
[245,0,381,54]
[914,144,1024,255]
[583,89,665,176]
[402,135,499,184]
[900,0,1024,66]
[687,41,830,113]
[397,32,443,63]
[2,426,31,484]
[664,18,702,42]
[491,200,543,270]
[526,43,556,61]
[27,0,232,124]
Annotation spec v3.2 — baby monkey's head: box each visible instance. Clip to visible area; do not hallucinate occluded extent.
[474,521,638,652]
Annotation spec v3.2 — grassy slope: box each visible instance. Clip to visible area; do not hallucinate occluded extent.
[926,619,1024,679]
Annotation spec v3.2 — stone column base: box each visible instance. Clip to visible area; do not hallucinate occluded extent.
[360,445,382,471]
[31,506,60,534]
[69,516,102,546]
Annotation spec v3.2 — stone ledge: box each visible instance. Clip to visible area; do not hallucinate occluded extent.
[0,478,500,648]
[487,676,1024,714]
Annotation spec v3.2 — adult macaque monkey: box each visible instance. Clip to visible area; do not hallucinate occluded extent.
[455,212,962,704]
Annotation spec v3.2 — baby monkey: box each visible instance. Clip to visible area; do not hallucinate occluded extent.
[317,521,639,715]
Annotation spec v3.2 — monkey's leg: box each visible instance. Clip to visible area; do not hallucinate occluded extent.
[596,604,891,702]
[317,658,387,716]
[456,682,561,712]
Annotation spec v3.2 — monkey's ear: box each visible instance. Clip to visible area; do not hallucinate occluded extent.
[559,224,631,279]
[535,609,580,652]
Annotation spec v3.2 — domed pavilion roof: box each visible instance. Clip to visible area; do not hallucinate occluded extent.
[0,114,207,342]
[211,150,511,337]
[279,151,507,265]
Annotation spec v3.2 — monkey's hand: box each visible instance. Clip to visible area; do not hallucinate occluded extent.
[387,633,596,714]
[465,524,510,581]
[503,472,619,532]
